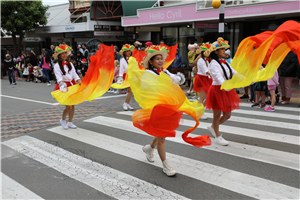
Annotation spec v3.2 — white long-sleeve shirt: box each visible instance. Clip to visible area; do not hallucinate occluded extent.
[146,69,181,84]
[209,59,237,85]
[119,57,129,77]
[54,62,80,83]
[197,57,210,76]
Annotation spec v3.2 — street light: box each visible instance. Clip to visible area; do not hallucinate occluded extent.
[212,0,225,38]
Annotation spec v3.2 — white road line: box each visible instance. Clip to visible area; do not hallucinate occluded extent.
[46,126,300,200]
[231,109,299,121]
[3,136,189,200]
[117,111,300,140]
[0,94,57,105]
[239,102,300,112]
[1,172,44,200]
[85,116,300,170]
[188,100,300,112]
[120,109,299,130]
[0,94,126,106]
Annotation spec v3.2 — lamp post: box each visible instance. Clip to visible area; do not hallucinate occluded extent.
[212,0,225,38]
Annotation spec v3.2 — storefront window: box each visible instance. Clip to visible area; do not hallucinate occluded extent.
[162,27,178,46]
[179,26,195,65]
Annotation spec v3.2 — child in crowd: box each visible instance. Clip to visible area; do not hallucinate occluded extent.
[113,60,121,94]
[252,65,268,108]
[265,70,279,111]
[81,58,88,77]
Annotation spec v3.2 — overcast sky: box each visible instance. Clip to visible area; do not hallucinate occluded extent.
[42,0,69,6]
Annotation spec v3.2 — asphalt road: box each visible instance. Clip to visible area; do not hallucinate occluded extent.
[1,77,300,199]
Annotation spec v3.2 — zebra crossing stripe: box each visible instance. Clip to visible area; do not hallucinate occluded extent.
[1,172,44,200]
[116,111,300,145]
[117,109,299,130]
[231,109,299,120]
[44,126,300,199]
[203,112,299,130]
[2,136,189,200]
[239,102,300,112]
[85,116,300,170]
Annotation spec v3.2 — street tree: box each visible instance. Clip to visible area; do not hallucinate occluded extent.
[1,1,49,56]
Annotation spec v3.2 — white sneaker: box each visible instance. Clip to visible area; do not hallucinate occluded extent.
[60,119,68,130]
[207,125,216,138]
[127,103,133,110]
[215,135,229,146]
[123,103,128,111]
[47,83,51,86]
[142,145,155,162]
[67,122,77,129]
[201,113,208,120]
[162,160,176,177]
[114,89,120,94]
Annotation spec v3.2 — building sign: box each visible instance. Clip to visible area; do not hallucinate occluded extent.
[94,25,109,31]
[111,25,124,31]
[122,1,299,26]
[65,25,75,31]
[64,32,94,38]
[94,31,124,36]
[194,22,218,29]
[23,37,45,42]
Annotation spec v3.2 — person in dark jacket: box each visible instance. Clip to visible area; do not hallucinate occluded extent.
[278,51,299,104]
[4,54,17,85]
[170,48,183,69]
[29,49,38,66]
[114,46,121,61]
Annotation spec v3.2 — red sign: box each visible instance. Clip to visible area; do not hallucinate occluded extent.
[194,22,218,29]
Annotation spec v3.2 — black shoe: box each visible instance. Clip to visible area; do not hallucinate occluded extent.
[266,100,271,105]
[240,94,249,99]
[276,94,280,103]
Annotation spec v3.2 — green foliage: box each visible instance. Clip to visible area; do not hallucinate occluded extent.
[1,1,49,36]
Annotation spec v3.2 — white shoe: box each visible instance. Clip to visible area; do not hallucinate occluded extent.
[114,90,120,94]
[207,125,216,138]
[127,103,133,110]
[142,145,155,162]
[60,119,68,130]
[201,113,208,120]
[47,83,51,86]
[162,160,176,177]
[186,90,191,95]
[215,135,229,146]
[67,122,77,129]
[123,103,128,111]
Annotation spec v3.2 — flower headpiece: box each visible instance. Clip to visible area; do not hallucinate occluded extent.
[120,44,135,56]
[141,45,169,69]
[53,44,73,59]
[196,42,212,57]
[211,37,230,52]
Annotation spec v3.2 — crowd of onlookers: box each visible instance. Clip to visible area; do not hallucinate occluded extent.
[1,43,90,86]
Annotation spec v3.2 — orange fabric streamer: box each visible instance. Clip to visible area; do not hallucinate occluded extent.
[222,20,300,90]
[160,43,178,69]
[129,57,211,148]
[51,44,114,105]
[111,43,179,89]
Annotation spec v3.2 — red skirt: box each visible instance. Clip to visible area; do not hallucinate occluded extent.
[193,74,212,93]
[206,85,241,112]
[53,80,77,91]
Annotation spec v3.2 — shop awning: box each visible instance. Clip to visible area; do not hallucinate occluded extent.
[121,1,156,16]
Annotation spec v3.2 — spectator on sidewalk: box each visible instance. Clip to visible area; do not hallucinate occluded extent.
[278,51,299,104]
[4,54,17,85]
[29,49,38,66]
[41,52,52,86]
[265,70,279,111]
[170,48,183,69]
[145,41,153,48]
[81,43,89,59]
[114,46,121,61]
